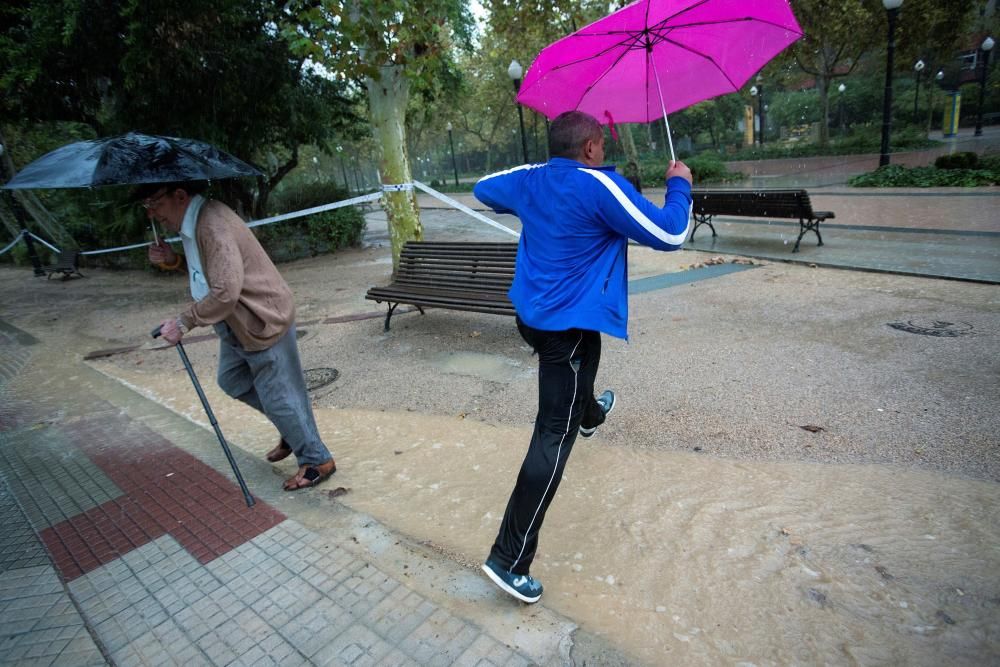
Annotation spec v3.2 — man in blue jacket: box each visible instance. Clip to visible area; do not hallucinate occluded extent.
[473,110,693,603]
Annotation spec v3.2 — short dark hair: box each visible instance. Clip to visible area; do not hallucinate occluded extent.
[548,111,603,160]
[130,180,209,201]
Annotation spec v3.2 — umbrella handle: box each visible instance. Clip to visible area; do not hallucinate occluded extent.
[151,325,163,338]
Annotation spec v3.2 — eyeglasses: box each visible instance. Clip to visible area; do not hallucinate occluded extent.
[141,190,168,210]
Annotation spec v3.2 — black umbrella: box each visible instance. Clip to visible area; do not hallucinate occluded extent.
[2,132,263,190]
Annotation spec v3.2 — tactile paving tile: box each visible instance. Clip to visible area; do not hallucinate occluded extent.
[69,523,521,666]
[0,426,122,531]
[40,411,284,580]
[0,564,104,666]
[0,479,49,575]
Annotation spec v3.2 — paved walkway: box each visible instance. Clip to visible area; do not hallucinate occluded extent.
[416,181,1000,284]
[0,321,616,666]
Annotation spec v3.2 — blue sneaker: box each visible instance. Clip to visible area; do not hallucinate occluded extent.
[579,389,616,438]
[481,558,543,603]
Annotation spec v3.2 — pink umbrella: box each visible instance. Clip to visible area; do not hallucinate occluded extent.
[516,0,802,160]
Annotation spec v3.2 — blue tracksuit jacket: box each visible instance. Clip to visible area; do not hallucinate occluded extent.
[473,157,692,339]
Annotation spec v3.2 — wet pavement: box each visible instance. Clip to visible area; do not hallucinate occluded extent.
[2,142,999,665]
[0,318,633,666]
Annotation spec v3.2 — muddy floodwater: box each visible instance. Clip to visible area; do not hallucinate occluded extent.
[5,238,998,665]
[97,363,1000,666]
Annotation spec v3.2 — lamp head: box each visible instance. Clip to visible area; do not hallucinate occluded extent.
[750,86,758,96]
[838,83,846,93]
[446,121,453,132]
[983,37,995,52]
[507,59,523,81]
[914,59,925,71]
[935,70,944,80]
[882,0,903,9]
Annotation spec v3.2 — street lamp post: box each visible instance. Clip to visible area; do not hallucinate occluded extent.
[750,81,764,146]
[879,0,903,167]
[913,59,925,117]
[446,122,459,187]
[755,75,765,145]
[336,145,349,191]
[507,59,530,164]
[838,83,847,135]
[928,69,944,133]
[975,36,995,137]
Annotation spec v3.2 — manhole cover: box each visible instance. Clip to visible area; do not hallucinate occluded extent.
[304,367,339,392]
[887,320,974,338]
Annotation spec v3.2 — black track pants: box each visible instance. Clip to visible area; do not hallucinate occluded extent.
[489,318,606,575]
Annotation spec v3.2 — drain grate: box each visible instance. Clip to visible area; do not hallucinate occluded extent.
[887,320,974,338]
[304,367,339,392]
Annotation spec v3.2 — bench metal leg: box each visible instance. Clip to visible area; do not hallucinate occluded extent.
[793,218,823,253]
[384,303,398,331]
[383,303,424,331]
[690,214,716,242]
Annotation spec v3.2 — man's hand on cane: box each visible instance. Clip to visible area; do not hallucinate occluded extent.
[157,317,185,345]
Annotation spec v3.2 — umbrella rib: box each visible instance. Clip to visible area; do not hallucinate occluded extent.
[650,16,803,37]
[545,33,642,74]
[572,17,802,44]
[573,31,647,112]
[649,33,742,91]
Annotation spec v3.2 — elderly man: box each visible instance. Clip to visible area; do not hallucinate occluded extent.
[141,181,335,491]
[473,111,693,603]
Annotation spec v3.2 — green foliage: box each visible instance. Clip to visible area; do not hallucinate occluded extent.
[639,153,742,185]
[256,181,366,261]
[848,165,1000,187]
[726,126,936,161]
[934,152,979,170]
[1,0,364,219]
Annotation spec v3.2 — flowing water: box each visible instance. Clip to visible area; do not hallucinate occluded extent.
[96,363,1000,666]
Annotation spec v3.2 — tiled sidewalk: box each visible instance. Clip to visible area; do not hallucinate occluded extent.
[0,325,540,666]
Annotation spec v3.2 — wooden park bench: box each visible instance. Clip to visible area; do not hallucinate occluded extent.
[365,241,517,331]
[690,189,834,252]
[44,249,84,280]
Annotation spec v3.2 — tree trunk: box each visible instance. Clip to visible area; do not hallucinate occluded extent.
[818,73,831,146]
[366,64,422,275]
[619,125,642,192]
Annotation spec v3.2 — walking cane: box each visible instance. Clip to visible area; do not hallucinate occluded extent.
[152,325,255,508]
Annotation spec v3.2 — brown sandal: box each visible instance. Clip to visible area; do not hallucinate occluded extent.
[283,460,336,491]
[266,439,292,463]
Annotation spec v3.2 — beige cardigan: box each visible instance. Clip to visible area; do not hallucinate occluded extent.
[178,200,294,351]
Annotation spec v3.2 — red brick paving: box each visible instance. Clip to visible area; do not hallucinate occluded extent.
[41,412,284,581]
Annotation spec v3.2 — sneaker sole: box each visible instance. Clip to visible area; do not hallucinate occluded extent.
[481,564,541,603]
[579,393,616,439]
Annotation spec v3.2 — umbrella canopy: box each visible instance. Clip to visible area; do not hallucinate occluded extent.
[2,132,263,190]
[516,0,802,124]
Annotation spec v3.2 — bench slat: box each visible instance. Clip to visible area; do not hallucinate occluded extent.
[366,241,519,329]
[689,188,831,252]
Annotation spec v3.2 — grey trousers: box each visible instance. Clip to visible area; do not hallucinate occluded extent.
[214,322,332,466]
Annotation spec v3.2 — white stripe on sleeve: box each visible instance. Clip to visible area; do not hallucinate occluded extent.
[476,162,544,184]
[579,168,691,246]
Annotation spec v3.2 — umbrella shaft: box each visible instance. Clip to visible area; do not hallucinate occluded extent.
[650,57,677,163]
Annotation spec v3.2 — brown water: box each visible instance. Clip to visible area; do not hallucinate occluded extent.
[97,363,1000,666]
